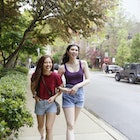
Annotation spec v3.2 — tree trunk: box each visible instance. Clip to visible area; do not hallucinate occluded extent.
[4,37,24,68]
[4,19,37,68]
[4,52,18,68]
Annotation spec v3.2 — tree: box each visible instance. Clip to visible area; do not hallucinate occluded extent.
[0,0,116,68]
[0,0,35,67]
[115,39,131,66]
[100,2,133,63]
[87,47,101,67]
[130,34,140,63]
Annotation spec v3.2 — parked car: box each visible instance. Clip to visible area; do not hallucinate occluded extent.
[54,63,59,70]
[108,65,122,73]
[115,63,140,84]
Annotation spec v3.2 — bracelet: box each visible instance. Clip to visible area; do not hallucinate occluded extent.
[33,92,37,98]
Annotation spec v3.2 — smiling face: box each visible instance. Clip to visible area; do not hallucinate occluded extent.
[43,57,53,72]
[67,45,79,59]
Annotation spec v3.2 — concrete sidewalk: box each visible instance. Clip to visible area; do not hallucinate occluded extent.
[17,73,128,140]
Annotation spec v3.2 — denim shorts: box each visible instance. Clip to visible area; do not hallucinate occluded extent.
[62,84,84,108]
[35,100,57,115]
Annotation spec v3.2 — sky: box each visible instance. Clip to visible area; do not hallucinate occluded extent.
[122,0,140,21]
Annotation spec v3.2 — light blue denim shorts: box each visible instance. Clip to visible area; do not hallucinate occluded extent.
[35,100,56,115]
[62,84,84,108]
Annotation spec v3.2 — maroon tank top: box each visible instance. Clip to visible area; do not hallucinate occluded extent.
[64,60,84,85]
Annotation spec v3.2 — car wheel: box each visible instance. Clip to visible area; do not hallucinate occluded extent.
[128,74,136,84]
[115,73,121,81]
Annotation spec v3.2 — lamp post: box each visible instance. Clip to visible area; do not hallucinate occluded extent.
[99,39,106,67]
[37,48,40,58]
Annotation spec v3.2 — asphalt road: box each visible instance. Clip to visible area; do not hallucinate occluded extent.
[84,71,140,140]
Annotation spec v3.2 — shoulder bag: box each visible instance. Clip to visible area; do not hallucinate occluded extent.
[41,76,60,115]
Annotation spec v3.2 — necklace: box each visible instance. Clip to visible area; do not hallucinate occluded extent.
[70,64,76,68]
[68,61,78,68]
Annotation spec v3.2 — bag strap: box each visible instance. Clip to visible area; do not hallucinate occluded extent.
[41,76,52,97]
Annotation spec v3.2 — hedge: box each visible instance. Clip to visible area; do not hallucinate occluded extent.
[0,68,33,140]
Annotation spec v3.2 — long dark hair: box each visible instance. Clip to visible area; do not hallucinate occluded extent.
[61,44,80,64]
[31,55,54,92]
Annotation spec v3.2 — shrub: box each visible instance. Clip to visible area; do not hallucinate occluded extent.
[0,66,28,78]
[0,69,33,139]
[0,119,11,140]
[15,66,28,74]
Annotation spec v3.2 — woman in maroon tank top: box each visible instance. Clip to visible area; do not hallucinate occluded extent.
[58,44,90,140]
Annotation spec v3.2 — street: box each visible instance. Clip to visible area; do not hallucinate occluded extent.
[84,71,140,140]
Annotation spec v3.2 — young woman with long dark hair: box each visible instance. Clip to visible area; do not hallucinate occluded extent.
[58,44,90,140]
[31,55,63,140]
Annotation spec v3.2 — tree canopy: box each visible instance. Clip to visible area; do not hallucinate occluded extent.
[0,0,116,68]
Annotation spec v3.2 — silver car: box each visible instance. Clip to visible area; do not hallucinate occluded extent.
[108,65,122,73]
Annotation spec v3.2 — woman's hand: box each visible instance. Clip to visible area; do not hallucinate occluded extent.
[34,96,41,102]
[47,96,55,103]
[70,85,79,95]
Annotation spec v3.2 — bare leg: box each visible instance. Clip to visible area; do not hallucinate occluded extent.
[63,107,81,140]
[37,115,45,139]
[45,113,56,140]
[63,108,75,140]
[74,107,81,122]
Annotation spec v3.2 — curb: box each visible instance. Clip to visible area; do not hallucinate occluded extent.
[83,108,129,140]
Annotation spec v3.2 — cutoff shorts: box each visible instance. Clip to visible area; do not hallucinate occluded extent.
[62,84,84,108]
[35,100,57,115]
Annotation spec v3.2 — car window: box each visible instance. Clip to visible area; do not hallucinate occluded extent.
[131,64,136,69]
[125,64,130,69]
[137,64,140,70]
